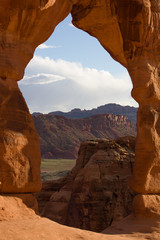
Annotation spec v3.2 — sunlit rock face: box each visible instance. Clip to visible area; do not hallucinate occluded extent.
[0,0,160,235]
[0,78,42,192]
[71,0,160,199]
[0,0,72,193]
[0,0,72,80]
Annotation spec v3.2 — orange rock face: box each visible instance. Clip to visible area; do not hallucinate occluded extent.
[0,0,72,80]
[71,0,160,197]
[0,0,160,237]
[0,194,39,220]
[0,0,72,193]
[0,79,41,192]
[71,3,160,231]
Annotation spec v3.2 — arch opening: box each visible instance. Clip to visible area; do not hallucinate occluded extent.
[16,13,137,231]
[18,13,137,181]
[0,1,160,236]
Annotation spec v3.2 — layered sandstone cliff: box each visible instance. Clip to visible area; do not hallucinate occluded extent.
[37,136,136,232]
[33,113,136,159]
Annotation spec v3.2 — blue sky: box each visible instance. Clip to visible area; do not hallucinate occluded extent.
[19,14,137,113]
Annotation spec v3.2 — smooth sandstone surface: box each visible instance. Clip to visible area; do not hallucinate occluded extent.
[0,215,159,240]
[0,79,41,192]
[0,194,39,220]
[103,214,160,239]
[0,193,159,240]
[133,194,160,217]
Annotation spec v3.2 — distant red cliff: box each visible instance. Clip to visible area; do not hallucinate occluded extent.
[33,113,136,159]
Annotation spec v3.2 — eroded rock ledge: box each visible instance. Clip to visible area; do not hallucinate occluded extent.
[37,136,136,232]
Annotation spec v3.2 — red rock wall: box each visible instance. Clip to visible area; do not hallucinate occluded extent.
[71,0,160,213]
[0,0,159,219]
[0,0,72,193]
[37,136,135,232]
[33,113,136,159]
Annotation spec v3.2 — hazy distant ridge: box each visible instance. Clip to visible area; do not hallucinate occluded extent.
[33,103,137,126]
[33,112,136,159]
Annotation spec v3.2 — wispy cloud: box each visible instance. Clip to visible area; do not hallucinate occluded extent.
[22,73,65,85]
[19,56,137,113]
[37,44,60,49]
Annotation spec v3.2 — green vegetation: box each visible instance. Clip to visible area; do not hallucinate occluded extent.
[41,158,76,181]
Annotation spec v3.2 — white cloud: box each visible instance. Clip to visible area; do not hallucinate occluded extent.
[19,55,137,113]
[37,44,59,49]
[22,73,65,85]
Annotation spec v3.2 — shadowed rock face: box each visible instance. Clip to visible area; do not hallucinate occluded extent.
[0,0,160,236]
[37,136,136,232]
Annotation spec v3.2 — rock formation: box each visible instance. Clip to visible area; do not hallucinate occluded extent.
[0,78,41,193]
[37,136,136,232]
[0,0,160,239]
[0,0,73,193]
[72,0,160,219]
[48,103,138,126]
[0,194,39,221]
[33,113,136,159]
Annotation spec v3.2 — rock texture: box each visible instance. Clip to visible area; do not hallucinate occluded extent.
[37,136,136,232]
[33,113,136,159]
[103,214,160,239]
[71,0,160,216]
[0,79,41,193]
[0,0,160,239]
[0,0,72,81]
[1,216,155,240]
[0,194,39,221]
[0,0,73,193]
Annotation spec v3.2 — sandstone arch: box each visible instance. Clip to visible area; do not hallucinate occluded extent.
[0,0,160,219]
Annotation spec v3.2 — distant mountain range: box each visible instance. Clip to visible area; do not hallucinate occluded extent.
[33,109,136,159]
[33,103,137,126]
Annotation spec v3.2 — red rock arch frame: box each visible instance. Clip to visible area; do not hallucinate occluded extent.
[0,0,160,216]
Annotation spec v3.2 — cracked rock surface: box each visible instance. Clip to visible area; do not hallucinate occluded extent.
[37,136,136,232]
